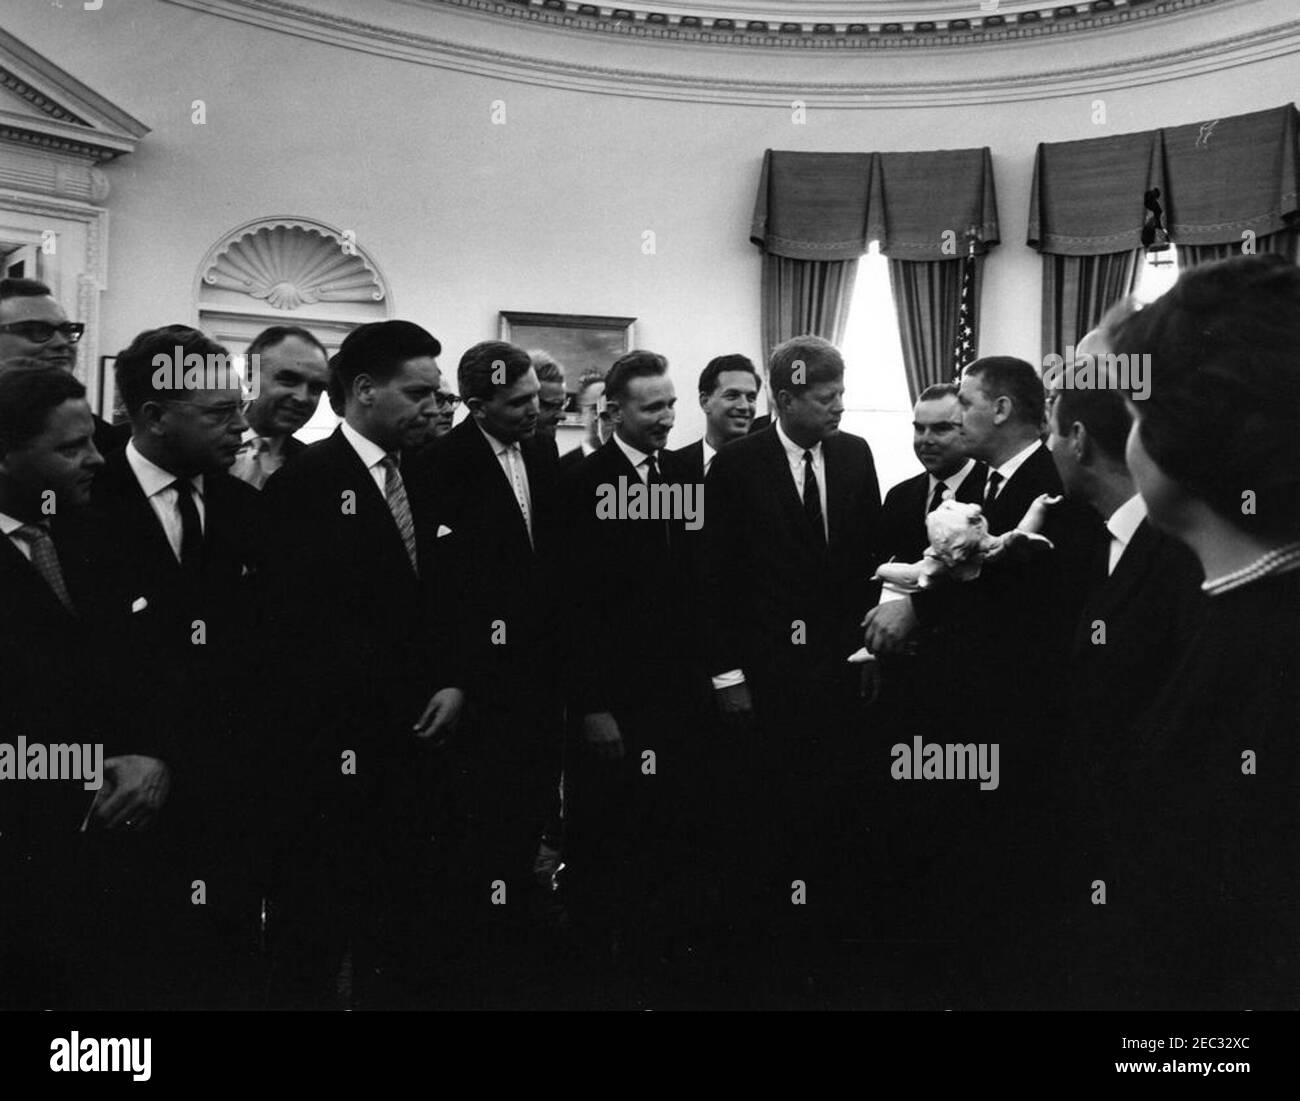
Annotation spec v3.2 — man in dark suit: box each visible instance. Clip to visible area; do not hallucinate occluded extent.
[557,370,610,475]
[702,336,883,970]
[878,383,987,565]
[229,325,329,488]
[560,350,704,1002]
[871,381,987,766]
[75,325,265,1008]
[0,368,107,1008]
[668,354,761,482]
[865,356,1105,1006]
[411,339,560,1002]
[0,277,127,456]
[261,319,465,1009]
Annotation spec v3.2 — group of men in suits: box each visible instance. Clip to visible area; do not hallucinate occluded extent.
[1,260,1253,1008]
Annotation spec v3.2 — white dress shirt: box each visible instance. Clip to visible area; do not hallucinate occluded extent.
[1104,493,1147,576]
[925,457,978,520]
[701,439,717,478]
[774,419,828,542]
[985,439,1042,502]
[230,427,289,490]
[340,419,390,496]
[612,432,658,485]
[125,439,205,563]
[0,510,33,562]
[477,422,533,539]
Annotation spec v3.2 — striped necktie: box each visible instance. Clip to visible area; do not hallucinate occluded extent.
[380,454,418,574]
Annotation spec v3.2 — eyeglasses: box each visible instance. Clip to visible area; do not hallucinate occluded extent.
[164,398,249,424]
[435,392,461,409]
[0,321,86,345]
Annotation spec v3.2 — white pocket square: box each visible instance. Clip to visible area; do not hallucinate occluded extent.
[131,596,148,613]
[436,525,453,538]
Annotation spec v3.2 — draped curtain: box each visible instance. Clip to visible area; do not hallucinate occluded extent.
[1030,104,1300,356]
[888,255,984,401]
[1180,227,1300,268]
[750,147,999,378]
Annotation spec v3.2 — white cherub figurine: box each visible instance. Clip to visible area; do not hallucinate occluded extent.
[848,493,1061,664]
[873,493,1061,591]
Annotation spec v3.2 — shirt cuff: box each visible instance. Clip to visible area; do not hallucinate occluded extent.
[711,669,746,690]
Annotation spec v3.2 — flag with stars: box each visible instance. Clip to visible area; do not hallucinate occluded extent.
[953,239,977,379]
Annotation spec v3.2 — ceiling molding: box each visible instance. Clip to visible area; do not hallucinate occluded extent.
[161,0,1299,107]
[420,0,1221,47]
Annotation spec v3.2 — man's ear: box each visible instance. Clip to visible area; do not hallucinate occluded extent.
[352,373,374,407]
[991,395,1012,426]
[698,391,709,412]
[138,400,168,437]
[1070,420,1091,464]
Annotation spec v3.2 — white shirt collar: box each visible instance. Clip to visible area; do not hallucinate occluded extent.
[991,439,1041,485]
[475,421,518,457]
[0,511,27,537]
[774,418,821,461]
[613,432,652,472]
[340,419,389,471]
[126,438,203,499]
[701,439,717,476]
[930,457,976,494]
[1106,493,1147,547]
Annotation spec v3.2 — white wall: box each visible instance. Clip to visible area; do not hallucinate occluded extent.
[4,0,1297,456]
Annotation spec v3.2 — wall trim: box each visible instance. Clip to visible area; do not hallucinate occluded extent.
[162,0,1299,107]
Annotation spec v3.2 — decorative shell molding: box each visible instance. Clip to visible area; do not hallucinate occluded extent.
[200,220,386,309]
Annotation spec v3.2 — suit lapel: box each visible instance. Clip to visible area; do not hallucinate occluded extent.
[823,435,851,553]
[759,427,808,534]
[101,448,182,579]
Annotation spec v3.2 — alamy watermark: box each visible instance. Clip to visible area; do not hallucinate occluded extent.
[890,737,1000,790]
[1042,346,1150,401]
[151,347,261,399]
[0,738,103,789]
[594,476,703,530]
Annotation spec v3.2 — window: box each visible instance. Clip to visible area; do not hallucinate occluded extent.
[839,242,916,493]
[1132,245,1180,305]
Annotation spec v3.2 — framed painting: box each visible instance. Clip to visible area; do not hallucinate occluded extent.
[97,355,128,424]
[498,311,635,426]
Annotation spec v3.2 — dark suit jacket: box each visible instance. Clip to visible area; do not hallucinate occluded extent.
[1068,517,1205,754]
[667,439,706,486]
[413,418,559,706]
[0,521,108,843]
[91,415,129,458]
[911,442,1106,700]
[77,446,263,836]
[557,443,591,477]
[879,461,988,564]
[561,439,698,721]
[702,424,883,707]
[260,427,456,828]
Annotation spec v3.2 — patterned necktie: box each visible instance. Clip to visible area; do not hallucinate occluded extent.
[15,523,75,615]
[381,454,418,574]
[503,443,533,546]
[803,450,826,546]
[928,479,948,514]
[171,478,203,570]
[984,469,1004,507]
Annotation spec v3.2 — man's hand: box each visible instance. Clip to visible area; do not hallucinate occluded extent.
[413,686,466,747]
[714,682,755,731]
[582,712,624,761]
[93,756,171,831]
[862,598,919,657]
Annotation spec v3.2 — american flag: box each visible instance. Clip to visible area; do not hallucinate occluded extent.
[953,233,977,379]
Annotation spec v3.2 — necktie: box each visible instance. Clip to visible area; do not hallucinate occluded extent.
[645,453,670,550]
[503,444,533,546]
[15,523,75,615]
[984,470,1004,507]
[928,479,948,514]
[802,450,826,546]
[381,454,418,574]
[172,478,203,570]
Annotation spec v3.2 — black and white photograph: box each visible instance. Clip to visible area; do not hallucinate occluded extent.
[0,0,1296,1084]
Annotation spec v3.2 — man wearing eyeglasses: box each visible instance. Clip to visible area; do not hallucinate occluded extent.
[77,323,264,1009]
[428,377,460,440]
[0,278,129,457]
